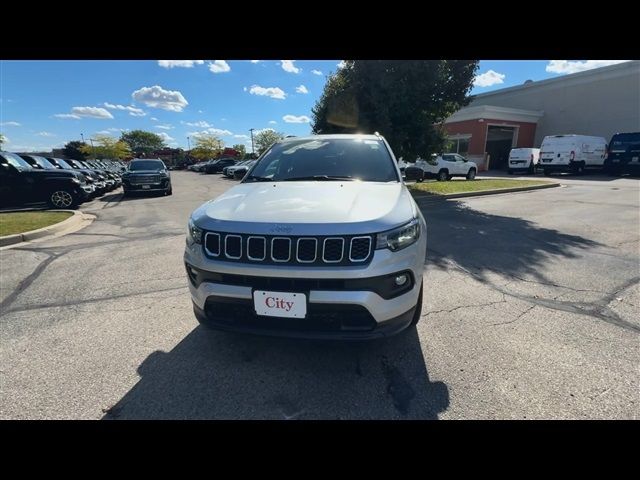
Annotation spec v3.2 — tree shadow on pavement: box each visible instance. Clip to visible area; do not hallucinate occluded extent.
[420,196,603,283]
[102,326,449,420]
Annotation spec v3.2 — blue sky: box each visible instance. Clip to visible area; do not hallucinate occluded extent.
[0,60,629,153]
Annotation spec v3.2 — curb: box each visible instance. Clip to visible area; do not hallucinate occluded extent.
[0,210,86,247]
[411,182,560,200]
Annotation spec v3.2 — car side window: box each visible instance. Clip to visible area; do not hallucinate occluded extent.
[442,155,456,162]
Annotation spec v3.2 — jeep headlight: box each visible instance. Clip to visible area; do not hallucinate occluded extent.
[187,219,203,244]
[376,218,420,252]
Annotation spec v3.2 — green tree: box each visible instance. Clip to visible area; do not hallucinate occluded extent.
[312,60,479,161]
[120,130,166,157]
[191,133,223,160]
[255,129,285,155]
[62,141,89,161]
[232,144,247,158]
[80,135,131,159]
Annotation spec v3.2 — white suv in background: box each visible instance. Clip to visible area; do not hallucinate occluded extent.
[416,154,477,181]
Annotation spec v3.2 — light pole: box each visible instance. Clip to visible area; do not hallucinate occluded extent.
[187,136,191,151]
[80,133,85,143]
[249,128,255,156]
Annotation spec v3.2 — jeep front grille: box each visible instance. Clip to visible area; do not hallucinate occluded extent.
[203,232,373,266]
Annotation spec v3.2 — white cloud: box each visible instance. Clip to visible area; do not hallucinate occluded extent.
[283,114,311,123]
[37,131,56,137]
[295,85,309,94]
[209,60,231,73]
[337,61,347,69]
[104,102,147,116]
[188,128,233,138]
[198,110,203,113]
[473,70,506,87]
[269,120,277,125]
[151,117,159,121]
[281,60,300,74]
[155,124,173,130]
[248,85,286,100]
[545,60,629,75]
[157,132,175,142]
[0,121,21,127]
[183,120,213,128]
[311,69,323,76]
[158,60,204,68]
[107,127,124,132]
[55,106,114,119]
[131,85,188,112]
[96,130,114,135]
[234,134,249,139]
[250,60,261,64]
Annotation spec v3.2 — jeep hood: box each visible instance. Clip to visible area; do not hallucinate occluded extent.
[192,181,417,235]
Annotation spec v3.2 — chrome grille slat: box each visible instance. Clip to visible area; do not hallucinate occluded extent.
[204,232,373,265]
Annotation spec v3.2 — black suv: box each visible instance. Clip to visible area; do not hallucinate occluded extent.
[605,132,640,176]
[121,158,172,196]
[0,151,89,209]
[204,158,236,174]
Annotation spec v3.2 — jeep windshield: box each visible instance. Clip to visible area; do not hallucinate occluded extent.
[244,137,399,183]
[129,160,165,171]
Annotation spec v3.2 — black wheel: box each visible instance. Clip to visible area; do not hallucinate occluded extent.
[416,177,423,183]
[47,189,78,209]
[466,168,476,180]
[571,162,585,175]
[437,169,449,181]
[543,169,552,176]
[528,162,535,174]
[165,185,173,196]
[508,169,514,175]
[410,282,423,326]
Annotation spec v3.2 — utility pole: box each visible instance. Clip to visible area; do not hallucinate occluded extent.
[249,128,255,156]
[187,136,191,151]
[80,133,85,143]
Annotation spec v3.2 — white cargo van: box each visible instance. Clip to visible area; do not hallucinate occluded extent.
[539,135,607,175]
[508,148,540,174]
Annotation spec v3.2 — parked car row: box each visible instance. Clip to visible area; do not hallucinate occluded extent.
[188,157,237,174]
[0,151,125,209]
[187,157,259,180]
[402,131,639,181]
[510,132,639,176]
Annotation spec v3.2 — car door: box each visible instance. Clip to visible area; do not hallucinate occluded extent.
[441,154,459,174]
[454,154,469,174]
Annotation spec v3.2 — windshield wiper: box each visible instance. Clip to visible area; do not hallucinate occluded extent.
[244,175,273,182]
[283,175,354,181]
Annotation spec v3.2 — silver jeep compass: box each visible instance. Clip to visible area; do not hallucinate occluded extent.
[184,134,427,339]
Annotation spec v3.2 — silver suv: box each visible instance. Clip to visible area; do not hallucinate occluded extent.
[184,134,427,339]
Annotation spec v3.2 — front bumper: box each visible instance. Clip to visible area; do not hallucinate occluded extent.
[184,233,426,339]
[123,179,170,192]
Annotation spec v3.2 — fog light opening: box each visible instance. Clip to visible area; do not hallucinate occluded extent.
[394,274,408,286]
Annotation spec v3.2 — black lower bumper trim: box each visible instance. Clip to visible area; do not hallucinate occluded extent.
[192,299,415,340]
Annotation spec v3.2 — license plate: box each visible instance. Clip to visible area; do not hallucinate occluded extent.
[142,184,151,189]
[253,290,306,318]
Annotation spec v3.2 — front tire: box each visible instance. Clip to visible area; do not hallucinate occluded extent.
[165,185,173,196]
[437,169,449,181]
[543,169,552,176]
[528,162,535,174]
[47,189,78,209]
[508,169,514,175]
[410,282,423,327]
[571,162,585,175]
[466,168,476,180]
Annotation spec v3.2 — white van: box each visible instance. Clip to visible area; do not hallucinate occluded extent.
[508,148,540,174]
[539,134,607,175]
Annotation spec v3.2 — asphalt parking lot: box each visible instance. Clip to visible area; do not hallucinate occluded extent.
[1,171,638,419]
